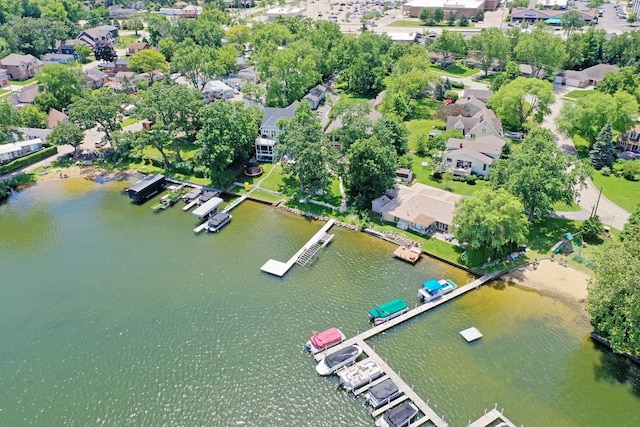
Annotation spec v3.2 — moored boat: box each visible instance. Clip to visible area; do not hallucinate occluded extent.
[302,327,346,355]
[364,378,402,409]
[368,299,408,325]
[418,279,457,303]
[374,401,419,427]
[337,358,383,392]
[206,211,231,232]
[316,345,362,376]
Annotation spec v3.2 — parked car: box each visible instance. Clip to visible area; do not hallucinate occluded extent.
[504,131,525,140]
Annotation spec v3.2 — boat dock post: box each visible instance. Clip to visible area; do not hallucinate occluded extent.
[468,405,516,427]
[261,219,336,277]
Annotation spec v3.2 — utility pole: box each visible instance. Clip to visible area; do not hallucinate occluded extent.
[591,186,603,219]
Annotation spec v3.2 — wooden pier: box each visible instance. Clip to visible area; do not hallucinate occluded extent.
[261,219,336,277]
[468,406,516,427]
[314,273,498,362]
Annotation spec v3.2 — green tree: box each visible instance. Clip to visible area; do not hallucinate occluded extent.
[328,100,372,151]
[587,214,640,356]
[74,45,92,63]
[0,100,20,141]
[447,11,456,26]
[419,8,433,25]
[596,66,638,96]
[47,123,84,156]
[458,15,469,27]
[442,170,453,191]
[276,102,335,195]
[589,122,616,170]
[128,49,169,81]
[68,88,125,143]
[415,132,428,156]
[35,63,83,112]
[580,215,604,242]
[157,38,177,62]
[226,24,252,47]
[134,125,173,169]
[452,188,529,265]
[92,41,117,63]
[515,26,566,78]
[172,39,220,93]
[373,115,409,156]
[346,137,397,210]
[19,105,47,128]
[510,0,529,7]
[469,28,511,75]
[433,7,444,24]
[128,15,144,36]
[561,10,585,37]
[489,127,589,221]
[488,77,555,130]
[195,101,261,186]
[431,30,468,57]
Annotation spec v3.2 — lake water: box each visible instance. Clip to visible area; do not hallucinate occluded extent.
[0,178,639,426]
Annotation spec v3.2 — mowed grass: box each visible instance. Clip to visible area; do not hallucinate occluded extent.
[564,89,597,100]
[430,64,478,77]
[9,77,38,86]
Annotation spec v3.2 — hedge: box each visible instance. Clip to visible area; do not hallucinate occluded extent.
[0,146,58,174]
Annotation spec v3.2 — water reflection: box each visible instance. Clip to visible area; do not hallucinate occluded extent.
[593,339,640,398]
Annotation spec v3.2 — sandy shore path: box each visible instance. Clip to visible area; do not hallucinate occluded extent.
[501,258,591,303]
[38,165,136,184]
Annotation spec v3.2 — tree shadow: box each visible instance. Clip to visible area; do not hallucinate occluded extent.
[592,339,640,398]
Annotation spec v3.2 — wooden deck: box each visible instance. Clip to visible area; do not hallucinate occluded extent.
[468,407,516,427]
[393,245,422,264]
[261,219,336,277]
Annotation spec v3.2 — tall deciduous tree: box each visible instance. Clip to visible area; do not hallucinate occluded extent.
[490,127,589,221]
[195,101,261,186]
[172,39,220,92]
[68,88,125,142]
[346,136,397,210]
[561,10,585,37]
[515,26,566,79]
[469,28,510,75]
[128,49,169,81]
[452,188,529,265]
[47,123,84,156]
[93,41,117,63]
[431,30,468,57]
[587,207,640,357]
[589,122,616,170]
[488,77,554,130]
[35,63,83,112]
[373,115,409,156]
[0,100,21,141]
[276,102,335,195]
[19,105,47,129]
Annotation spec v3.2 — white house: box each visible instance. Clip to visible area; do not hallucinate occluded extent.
[446,107,503,138]
[372,183,461,233]
[255,101,299,162]
[203,80,234,101]
[0,138,43,164]
[442,135,505,176]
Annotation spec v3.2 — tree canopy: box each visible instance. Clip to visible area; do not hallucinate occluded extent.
[452,188,529,265]
[489,127,589,221]
[488,77,554,130]
[514,26,565,78]
[469,28,510,75]
[47,123,84,155]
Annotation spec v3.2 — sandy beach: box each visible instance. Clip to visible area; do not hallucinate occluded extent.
[37,165,136,184]
[501,258,591,303]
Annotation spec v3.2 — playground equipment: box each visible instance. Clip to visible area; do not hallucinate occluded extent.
[551,232,575,254]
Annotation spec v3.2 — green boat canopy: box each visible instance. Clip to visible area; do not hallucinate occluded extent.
[369,299,408,319]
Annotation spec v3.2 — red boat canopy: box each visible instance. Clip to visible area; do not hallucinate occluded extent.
[310,328,343,349]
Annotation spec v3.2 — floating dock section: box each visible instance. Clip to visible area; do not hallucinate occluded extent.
[261,219,335,277]
[468,406,516,427]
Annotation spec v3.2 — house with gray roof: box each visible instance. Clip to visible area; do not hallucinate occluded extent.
[446,112,503,139]
[255,101,299,162]
[77,27,115,48]
[303,84,327,110]
[456,95,486,116]
[554,64,619,88]
[442,135,506,176]
[462,88,493,103]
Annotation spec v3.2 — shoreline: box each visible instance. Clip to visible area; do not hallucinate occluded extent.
[37,165,137,184]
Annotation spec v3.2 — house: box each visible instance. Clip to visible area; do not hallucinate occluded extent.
[455,96,486,117]
[83,68,108,89]
[303,84,327,110]
[181,4,203,18]
[0,69,8,88]
[462,88,493,104]
[617,125,640,152]
[396,168,413,183]
[14,127,53,142]
[98,25,119,38]
[0,54,44,80]
[555,64,619,88]
[114,71,137,84]
[47,108,68,129]
[108,5,138,18]
[428,51,455,66]
[41,53,76,65]
[446,110,503,138]
[372,183,461,233]
[127,42,150,56]
[255,101,299,162]
[77,27,115,48]
[57,39,85,55]
[203,80,235,101]
[0,138,44,164]
[10,85,40,108]
[235,66,260,84]
[518,64,545,79]
[442,135,506,176]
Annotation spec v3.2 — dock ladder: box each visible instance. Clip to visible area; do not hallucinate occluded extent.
[296,243,321,266]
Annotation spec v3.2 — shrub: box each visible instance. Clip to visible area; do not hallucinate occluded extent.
[622,160,640,181]
[171,161,192,175]
[581,215,604,242]
[444,90,459,101]
[600,166,611,176]
[466,175,477,185]
[450,80,464,89]
[453,175,464,181]
[193,166,207,178]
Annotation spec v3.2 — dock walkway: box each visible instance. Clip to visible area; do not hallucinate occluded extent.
[314,273,497,362]
[261,219,336,277]
[468,407,516,427]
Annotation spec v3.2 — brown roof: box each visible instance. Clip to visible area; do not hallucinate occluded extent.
[47,108,67,129]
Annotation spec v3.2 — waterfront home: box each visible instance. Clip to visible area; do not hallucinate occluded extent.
[0,54,44,80]
[255,101,299,162]
[0,138,43,164]
[441,135,505,177]
[372,183,461,233]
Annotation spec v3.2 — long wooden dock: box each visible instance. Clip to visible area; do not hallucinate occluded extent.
[314,273,497,362]
[468,407,516,427]
[261,219,336,277]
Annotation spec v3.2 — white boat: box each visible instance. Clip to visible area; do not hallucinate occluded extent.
[418,279,458,303]
[337,358,383,391]
[365,378,402,409]
[316,345,362,376]
[302,327,346,355]
[375,401,419,427]
[206,212,231,232]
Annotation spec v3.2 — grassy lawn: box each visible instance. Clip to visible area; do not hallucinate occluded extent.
[9,77,38,86]
[430,64,478,78]
[405,119,445,147]
[552,201,582,212]
[564,89,596,100]
[591,172,640,213]
[408,98,442,121]
[117,34,140,49]
[121,117,140,127]
[474,73,497,83]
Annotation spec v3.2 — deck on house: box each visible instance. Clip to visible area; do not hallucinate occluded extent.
[314,273,497,363]
[261,219,336,277]
[468,407,516,427]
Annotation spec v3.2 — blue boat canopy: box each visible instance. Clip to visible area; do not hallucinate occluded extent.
[423,279,442,292]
